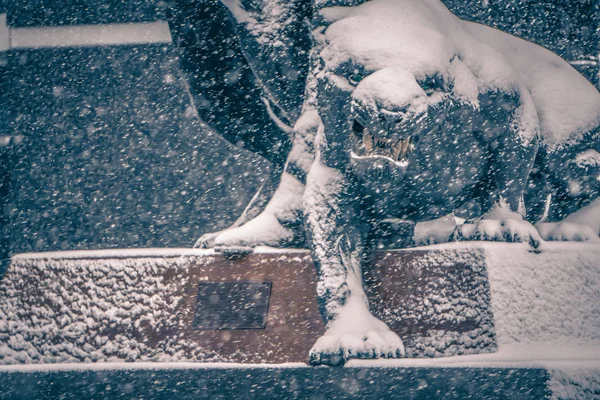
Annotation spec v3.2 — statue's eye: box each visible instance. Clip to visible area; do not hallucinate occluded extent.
[421,78,440,96]
[349,70,362,86]
[352,119,364,133]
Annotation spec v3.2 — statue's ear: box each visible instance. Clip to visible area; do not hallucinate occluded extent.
[314,0,370,31]
[315,6,355,29]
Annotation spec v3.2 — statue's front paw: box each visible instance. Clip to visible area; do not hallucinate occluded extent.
[452,218,541,248]
[537,222,599,242]
[413,214,458,246]
[309,329,404,367]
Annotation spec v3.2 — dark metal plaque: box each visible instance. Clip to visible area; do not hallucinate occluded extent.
[192,281,272,330]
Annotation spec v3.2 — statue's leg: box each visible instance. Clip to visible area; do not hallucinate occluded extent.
[171,0,315,248]
[205,0,320,250]
[168,0,297,248]
[452,92,542,248]
[304,145,404,367]
[210,110,319,250]
[536,132,600,241]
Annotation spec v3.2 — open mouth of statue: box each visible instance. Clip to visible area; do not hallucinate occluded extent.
[350,120,414,167]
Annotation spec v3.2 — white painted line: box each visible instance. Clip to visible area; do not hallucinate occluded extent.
[0,14,8,51]
[569,60,598,66]
[0,15,172,50]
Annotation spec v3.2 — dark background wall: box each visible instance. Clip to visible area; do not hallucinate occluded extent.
[0,0,598,259]
[4,45,270,251]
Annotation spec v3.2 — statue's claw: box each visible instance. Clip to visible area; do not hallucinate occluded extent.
[413,214,458,246]
[308,302,405,368]
[452,218,542,249]
[309,349,345,367]
[193,231,224,248]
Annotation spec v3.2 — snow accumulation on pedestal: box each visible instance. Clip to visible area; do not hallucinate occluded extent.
[1,250,311,360]
[349,242,600,367]
[0,254,214,365]
[1,243,597,367]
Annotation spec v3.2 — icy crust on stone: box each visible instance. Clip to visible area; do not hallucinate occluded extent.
[371,249,496,358]
[320,0,600,149]
[0,256,253,364]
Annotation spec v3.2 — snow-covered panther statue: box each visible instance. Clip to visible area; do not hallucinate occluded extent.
[190,0,600,365]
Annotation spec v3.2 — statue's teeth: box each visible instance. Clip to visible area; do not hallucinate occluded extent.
[363,130,374,152]
[393,140,404,160]
[395,137,411,161]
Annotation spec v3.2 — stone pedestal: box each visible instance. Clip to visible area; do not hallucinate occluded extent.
[0,246,497,364]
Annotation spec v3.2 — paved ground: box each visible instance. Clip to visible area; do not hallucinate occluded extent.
[0,366,549,399]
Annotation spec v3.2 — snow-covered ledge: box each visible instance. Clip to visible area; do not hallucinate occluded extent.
[11,246,307,260]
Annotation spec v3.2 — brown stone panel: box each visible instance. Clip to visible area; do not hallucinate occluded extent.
[161,253,325,364]
[367,249,496,357]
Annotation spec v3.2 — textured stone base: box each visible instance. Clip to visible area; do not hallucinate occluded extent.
[0,246,497,364]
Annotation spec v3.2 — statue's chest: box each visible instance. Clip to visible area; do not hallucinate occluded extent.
[363,130,490,219]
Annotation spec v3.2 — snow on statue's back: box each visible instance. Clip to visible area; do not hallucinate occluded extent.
[465,21,600,149]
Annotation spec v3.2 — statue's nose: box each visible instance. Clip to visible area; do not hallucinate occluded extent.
[378,112,404,133]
